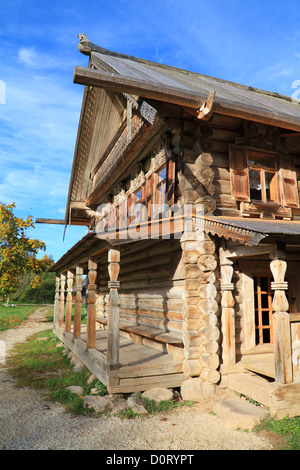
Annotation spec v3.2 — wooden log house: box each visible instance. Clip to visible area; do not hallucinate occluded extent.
[46,35,300,418]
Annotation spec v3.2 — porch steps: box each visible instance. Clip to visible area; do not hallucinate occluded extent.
[228,372,271,408]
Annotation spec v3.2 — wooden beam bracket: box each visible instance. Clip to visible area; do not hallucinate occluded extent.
[184,90,216,120]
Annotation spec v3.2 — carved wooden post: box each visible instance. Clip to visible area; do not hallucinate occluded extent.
[107,246,120,370]
[270,257,293,384]
[65,271,74,333]
[58,273,66,328]
[220,260,235,366]
[74,266,83,339]
[87,259,97,349]
[53,275,60,326]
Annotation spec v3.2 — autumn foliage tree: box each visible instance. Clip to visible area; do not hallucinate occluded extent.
[0,202,53,298]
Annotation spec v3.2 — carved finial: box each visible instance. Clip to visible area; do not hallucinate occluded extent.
[77,33,115,57]
[78,33,92,55]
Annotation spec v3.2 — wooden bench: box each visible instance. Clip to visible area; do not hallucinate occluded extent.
[96,316,183,345]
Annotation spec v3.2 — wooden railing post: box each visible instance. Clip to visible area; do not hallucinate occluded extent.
[74,266,83,339]
[59,273,66,328]
[270,256,293,384]
[53,275,60,326]
[107,246,120,370]
[65,270,74,333]
[87,259,97,349]
[220,260,235,366]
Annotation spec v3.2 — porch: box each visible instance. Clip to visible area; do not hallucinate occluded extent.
[53,323,187,393]
[50,230,192,393]
[217,223,300,418]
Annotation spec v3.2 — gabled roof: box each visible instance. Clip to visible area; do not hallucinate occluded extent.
[65,35,300,227]
[75,34,300,132]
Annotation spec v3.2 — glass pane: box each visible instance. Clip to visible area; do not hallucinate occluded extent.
[261,294,269,309]
[262,310,270,326]
[260,277,268,292]
[135,189,141,202]
[249,169,262,200]
[158,166,167,182]
[255,329,259,345]
[263,329,271,343]
[248,155,275,170]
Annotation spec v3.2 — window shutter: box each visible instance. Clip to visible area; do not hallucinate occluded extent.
[279,155,299,208]
[229,144,250,202]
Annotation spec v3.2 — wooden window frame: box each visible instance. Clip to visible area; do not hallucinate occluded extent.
[247,150,278,204]
[254,275,274,346]
[155,164,168,211]
[153,156,175,215]
[242,270,293,350]
[229,144,299,217]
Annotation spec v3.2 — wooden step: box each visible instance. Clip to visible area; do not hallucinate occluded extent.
[228,373,271,408]
[241,353,275,379]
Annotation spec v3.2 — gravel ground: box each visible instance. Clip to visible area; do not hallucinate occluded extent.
[0,307,273,451]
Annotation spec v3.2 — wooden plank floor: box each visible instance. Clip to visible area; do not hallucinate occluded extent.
[55,324,187,393]
[80,326,178,369]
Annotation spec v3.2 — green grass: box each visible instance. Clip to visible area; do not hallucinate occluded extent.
[0,303,52,331]
[6,328,193,418]
[142,396,193,414]
[7,324,299,440]
[255,415,300,450]
[6,329,107,415]
[115,394,193,419]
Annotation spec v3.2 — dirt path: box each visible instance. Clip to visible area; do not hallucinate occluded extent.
[0,307,273,451]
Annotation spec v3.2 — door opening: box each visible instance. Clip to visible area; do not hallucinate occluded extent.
[254,275,291,345]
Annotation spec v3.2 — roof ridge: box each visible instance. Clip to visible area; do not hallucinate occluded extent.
[77,34,295,104]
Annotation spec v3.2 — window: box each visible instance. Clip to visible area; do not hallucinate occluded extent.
[254,276,274,345]
[156,165,167,213]
[229,144,299,215]
[254,275,291,345]
[133,187,142,222]
[128,187,144,224]
[248,151,278,203]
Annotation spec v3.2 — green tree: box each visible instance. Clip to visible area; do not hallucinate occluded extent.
[0,202,50,298]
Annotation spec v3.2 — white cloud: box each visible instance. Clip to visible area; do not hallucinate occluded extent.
[18,47,37,67]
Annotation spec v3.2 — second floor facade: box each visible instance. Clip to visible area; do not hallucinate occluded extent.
[65,42,300,237]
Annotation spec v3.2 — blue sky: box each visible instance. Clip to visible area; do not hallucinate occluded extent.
[1,0,300,262]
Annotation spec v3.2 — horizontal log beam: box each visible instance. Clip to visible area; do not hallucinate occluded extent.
[74,66,300,133]
[73,66,205,109]
[35,218,65,225]
[214,102,300,134]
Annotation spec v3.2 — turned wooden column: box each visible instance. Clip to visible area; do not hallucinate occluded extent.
[74,266,83,339]
[53,275,60,326]
[107,246,120,370]
[65,271,74,333]
[58,273,66,328]
[270,256,293,384]
[87,259,97,349]
[220,261,235,366]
